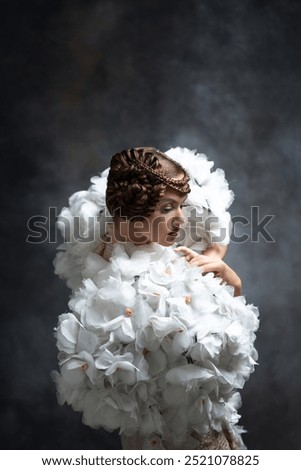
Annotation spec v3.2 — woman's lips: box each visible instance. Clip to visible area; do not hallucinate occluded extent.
[168,230,180,237]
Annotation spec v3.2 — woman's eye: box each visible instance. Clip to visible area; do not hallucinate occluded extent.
[162,206,173,213]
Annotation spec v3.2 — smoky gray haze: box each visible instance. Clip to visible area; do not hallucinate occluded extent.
[2,0,301,449]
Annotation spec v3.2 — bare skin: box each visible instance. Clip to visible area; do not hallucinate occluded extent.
[203,243,228,259]
[113,189,188,247]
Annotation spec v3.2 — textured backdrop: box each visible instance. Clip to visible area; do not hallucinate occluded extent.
[2,0,301,449]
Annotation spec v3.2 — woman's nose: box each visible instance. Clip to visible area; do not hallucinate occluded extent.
[173,208,185,227]
[178,206,186,220]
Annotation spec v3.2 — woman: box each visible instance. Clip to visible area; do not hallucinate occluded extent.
[53,147,259,449]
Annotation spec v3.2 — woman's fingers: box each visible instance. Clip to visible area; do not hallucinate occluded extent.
[175,246,212,264]
[174,245,190,252]
[195,260,222,271]
[174,246,193,256]
[189,257,220,268]
[175,246,197,261]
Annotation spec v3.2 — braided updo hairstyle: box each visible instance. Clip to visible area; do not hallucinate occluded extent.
[106,147,190,219]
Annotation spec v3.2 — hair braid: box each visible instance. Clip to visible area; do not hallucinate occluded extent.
[106,147,190,219]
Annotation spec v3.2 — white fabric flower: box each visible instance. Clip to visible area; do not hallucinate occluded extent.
[187,391,213,430]
[51,370,89,410]
[60,351,97,386]
[55,313,99,355]
[81,389,133,431]
[138,402,164,436]
[95,349,138,385]
[166,364,214,391]
[165,147,214,185]
[82,252,109,280]
[143,348,168,377]
[71,276,137,342]
[190,333,223,362]
[110,243,152,280]
[137,273,170,311]
[161,329,194,356]
[90,175,107,206]
[135,325,162,353]
[203,168,234,215]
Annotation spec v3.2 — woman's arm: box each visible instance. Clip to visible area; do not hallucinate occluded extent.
[202,243,228,259]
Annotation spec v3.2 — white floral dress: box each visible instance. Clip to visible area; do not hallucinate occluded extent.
[52,148,259,449]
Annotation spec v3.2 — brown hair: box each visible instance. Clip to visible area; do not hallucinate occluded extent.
[106,147,190,219]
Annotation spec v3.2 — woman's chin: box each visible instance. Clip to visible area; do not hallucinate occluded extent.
[159,234,179,246]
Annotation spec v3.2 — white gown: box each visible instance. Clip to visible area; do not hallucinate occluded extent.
[52,148,259,449]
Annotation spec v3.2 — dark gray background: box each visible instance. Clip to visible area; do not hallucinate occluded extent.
[2,0,300,450]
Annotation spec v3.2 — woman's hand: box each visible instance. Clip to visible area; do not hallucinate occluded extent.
[175,246,242,296]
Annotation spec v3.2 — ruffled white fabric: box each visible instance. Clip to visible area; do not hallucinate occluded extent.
[52,148,258,447]
[53,241,259,446]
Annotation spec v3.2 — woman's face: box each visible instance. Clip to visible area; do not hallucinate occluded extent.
[123,189,187,246]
